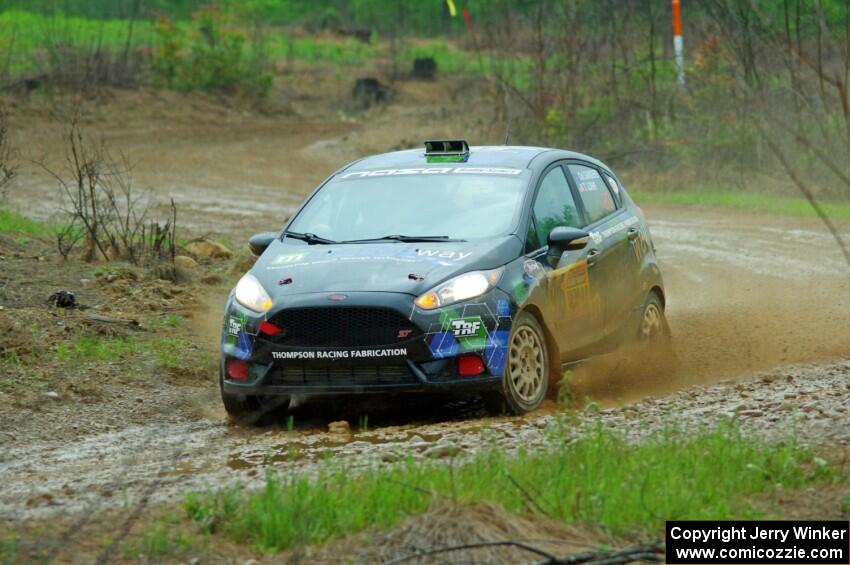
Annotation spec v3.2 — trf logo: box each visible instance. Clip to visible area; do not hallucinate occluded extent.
[451,319,482,337]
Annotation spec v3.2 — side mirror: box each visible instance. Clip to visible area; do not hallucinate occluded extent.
[547,226,590,251]
[248,232,278,256]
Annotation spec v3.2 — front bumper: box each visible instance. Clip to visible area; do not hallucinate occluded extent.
[221,358,502,396]
[220,289,514,396]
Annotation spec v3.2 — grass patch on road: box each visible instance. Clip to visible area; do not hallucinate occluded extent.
[184,423,830,553]
[55,336,140,362]
[52,334,204,371]
[631,190,850,221]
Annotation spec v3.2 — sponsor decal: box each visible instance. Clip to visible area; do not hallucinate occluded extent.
[267,246,469,270]
[223,312,256,360]
[339,167,523,180]
[397,329,413,338]
[327,294,347,302]
[589,231,603,245]
[426,304,509,375]
[450,317,482,337]
[270,252,308,266]
[547,258,601,322]
[598,216,639,239]
[523,259,544,279]
[272,348,407,360]
[413,249,472,261]
[444,315,487,348]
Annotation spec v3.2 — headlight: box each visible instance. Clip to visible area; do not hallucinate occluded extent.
[234,274,273,312]
[414,267,504,310]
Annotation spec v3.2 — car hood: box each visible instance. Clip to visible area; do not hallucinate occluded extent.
[252,237,520,297]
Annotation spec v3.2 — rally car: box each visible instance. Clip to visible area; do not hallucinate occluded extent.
[220,140,668,422]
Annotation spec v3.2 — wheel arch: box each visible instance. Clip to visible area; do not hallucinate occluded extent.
[649,285,666,309]
[516,304,562,385]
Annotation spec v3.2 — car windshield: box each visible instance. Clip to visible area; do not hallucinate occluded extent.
[287,169,529,241]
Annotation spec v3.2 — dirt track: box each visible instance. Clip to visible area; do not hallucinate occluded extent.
[1,84,849,532]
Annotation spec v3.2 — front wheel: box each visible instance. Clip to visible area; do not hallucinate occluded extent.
[220,369,288,426]
[486,311,549,415]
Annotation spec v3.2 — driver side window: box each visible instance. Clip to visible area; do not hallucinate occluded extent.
[532,166,581,248]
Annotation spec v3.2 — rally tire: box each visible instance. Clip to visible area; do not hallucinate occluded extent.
[219,368,288,426]
[636,291,676,370]
[637,291,670,344]
[495,311,549,415]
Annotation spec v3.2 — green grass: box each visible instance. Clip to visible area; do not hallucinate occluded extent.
[0,10,381,73]
[0,208,52,235]
[0,10,155,74]
[0,536,16,565]
[53,334,198,371]
[184,423,830,552]
[268,35,377,66]
[148,314,184,328]
[55,336,140,362]
[128,519,195,560]
[631,190,850,221]
[147,336,195,369]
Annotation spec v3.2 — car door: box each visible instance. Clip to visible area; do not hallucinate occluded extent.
[526,163,602,356]
[566,162,636,342]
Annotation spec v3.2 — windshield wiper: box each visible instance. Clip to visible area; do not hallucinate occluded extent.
[343,235,465,243]
[283,231,337,245]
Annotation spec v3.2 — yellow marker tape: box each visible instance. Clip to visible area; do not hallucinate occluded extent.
[446,0,457,17]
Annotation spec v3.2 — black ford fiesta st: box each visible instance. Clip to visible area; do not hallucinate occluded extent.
[220,140,668,421]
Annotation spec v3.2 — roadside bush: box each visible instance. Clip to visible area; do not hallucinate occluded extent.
[41,118,177,266]
[151,6,271,98]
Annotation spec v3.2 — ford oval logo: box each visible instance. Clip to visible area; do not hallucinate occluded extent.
[327,294,347,302]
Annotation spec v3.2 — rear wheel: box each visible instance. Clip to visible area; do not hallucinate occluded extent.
[486,311,549,415]
[636,291,675,370]
[637,291,670,343]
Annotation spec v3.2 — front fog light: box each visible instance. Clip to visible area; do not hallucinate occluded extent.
[234,274,273,312]
[414,267,503,310]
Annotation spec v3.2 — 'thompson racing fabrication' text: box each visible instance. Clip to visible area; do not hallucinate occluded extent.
[271,348,407,360]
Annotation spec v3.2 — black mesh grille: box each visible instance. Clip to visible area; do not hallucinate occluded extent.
[269,364,415,387]
[267,307,420,347]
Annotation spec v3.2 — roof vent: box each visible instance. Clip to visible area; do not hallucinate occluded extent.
[424,139,469,162]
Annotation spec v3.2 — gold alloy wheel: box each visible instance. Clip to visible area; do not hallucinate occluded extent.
[640,301,664,341]
[508,325,545,403]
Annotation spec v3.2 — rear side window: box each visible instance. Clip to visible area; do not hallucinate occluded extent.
[602,172,623,207]
[532,166,581,247]
[568,164,617,224]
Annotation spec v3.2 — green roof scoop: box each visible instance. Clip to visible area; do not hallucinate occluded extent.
[424,139,469,163]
